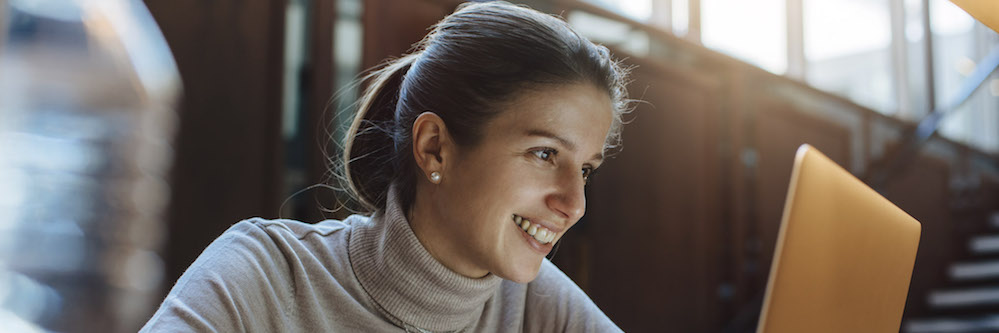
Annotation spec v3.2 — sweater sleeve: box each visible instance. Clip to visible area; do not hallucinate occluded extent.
[140,220,292,333]
[523,259,623,333]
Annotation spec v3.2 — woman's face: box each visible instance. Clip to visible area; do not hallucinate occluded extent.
[416,83,613,283]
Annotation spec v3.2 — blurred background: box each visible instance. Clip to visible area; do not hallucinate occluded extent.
[1,0,997,332]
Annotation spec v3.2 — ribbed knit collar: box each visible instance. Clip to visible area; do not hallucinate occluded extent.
[348,185,502,332]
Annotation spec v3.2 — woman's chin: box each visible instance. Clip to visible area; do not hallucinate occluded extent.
[495,259,544,284]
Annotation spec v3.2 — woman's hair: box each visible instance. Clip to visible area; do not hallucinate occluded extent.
[340,1,631,213]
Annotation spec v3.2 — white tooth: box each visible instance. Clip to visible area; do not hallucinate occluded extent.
[528,224,537,236]
[542,231,554,244]
[536,229,548,242]
[521,220,531,231]
[514,215,523,225]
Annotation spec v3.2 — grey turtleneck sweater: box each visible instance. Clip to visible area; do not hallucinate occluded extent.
[140,188,621,332]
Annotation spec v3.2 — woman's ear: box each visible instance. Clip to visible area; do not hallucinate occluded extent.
[411,112,452,181]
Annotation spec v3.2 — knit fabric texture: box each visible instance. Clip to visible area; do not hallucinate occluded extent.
[140,186,621,332]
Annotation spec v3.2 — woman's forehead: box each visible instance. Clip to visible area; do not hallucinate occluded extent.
[485,84,613,149]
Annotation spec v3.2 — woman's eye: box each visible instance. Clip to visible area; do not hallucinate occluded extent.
[532,148,557,162]
[582,167,594,182]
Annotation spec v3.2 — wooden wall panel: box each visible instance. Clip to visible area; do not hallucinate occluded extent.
[144,0,288,286]
[883,155,952,317]
[981,176,999,218]
[957,174,999,235]
[754,101,853,269]
[582,59,725,332]
[298,0,338,223]
[736,93,853,310]
[361,0,461,71]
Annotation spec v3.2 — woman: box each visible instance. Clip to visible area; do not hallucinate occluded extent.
[142,1,630,332]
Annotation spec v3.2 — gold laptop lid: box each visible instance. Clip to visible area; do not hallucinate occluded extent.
[950,0,999,33]
[757,144,921,333]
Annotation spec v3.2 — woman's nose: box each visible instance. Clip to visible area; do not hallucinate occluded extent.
[546,168,586,221]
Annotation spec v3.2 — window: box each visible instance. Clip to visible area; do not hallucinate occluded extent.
[804,0,894,111]
[702,0,787,74]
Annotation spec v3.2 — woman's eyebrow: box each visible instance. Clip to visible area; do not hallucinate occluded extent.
[523,128,604,162]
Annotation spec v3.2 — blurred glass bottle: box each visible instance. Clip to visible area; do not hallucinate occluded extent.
[0,0,181,332]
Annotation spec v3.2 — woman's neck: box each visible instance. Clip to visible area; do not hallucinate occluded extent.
[407,187,490,279]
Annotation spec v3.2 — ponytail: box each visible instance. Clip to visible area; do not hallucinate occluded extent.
[343,53,418,212]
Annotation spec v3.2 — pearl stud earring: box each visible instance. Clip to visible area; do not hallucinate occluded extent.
[429,171,442,183]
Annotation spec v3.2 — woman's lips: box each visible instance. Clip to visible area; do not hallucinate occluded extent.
[512,214,557,253]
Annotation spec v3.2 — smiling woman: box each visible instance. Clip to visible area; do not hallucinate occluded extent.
[141,1,631,332]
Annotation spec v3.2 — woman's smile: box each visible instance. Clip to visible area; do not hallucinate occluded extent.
[513,218,555,254]
[511,214,561,247]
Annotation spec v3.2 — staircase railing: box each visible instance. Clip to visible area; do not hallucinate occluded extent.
[868,45,999,191]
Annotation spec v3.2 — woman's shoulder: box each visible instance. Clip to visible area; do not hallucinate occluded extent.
[234,215,358,238]
[141,214,379,332]
[207,215,374,274]
[519,259,623,332]
[179,215,370,280]
[162,215,375,294]
[225,214,373,245]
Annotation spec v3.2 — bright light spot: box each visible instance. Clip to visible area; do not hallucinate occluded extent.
[906,19,924,42]
[618,0,652,21]
[930,0,974,36]
[672,0,689,35]
[586,0,652,21]
[955,56,976,76]
[702,0,787,74]
[568,11,633,47]
[805,0,891,62]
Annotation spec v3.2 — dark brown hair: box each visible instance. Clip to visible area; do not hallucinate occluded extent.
[341,1,631,213]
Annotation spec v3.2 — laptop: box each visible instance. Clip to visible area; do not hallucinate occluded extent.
[756,144,922,333]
